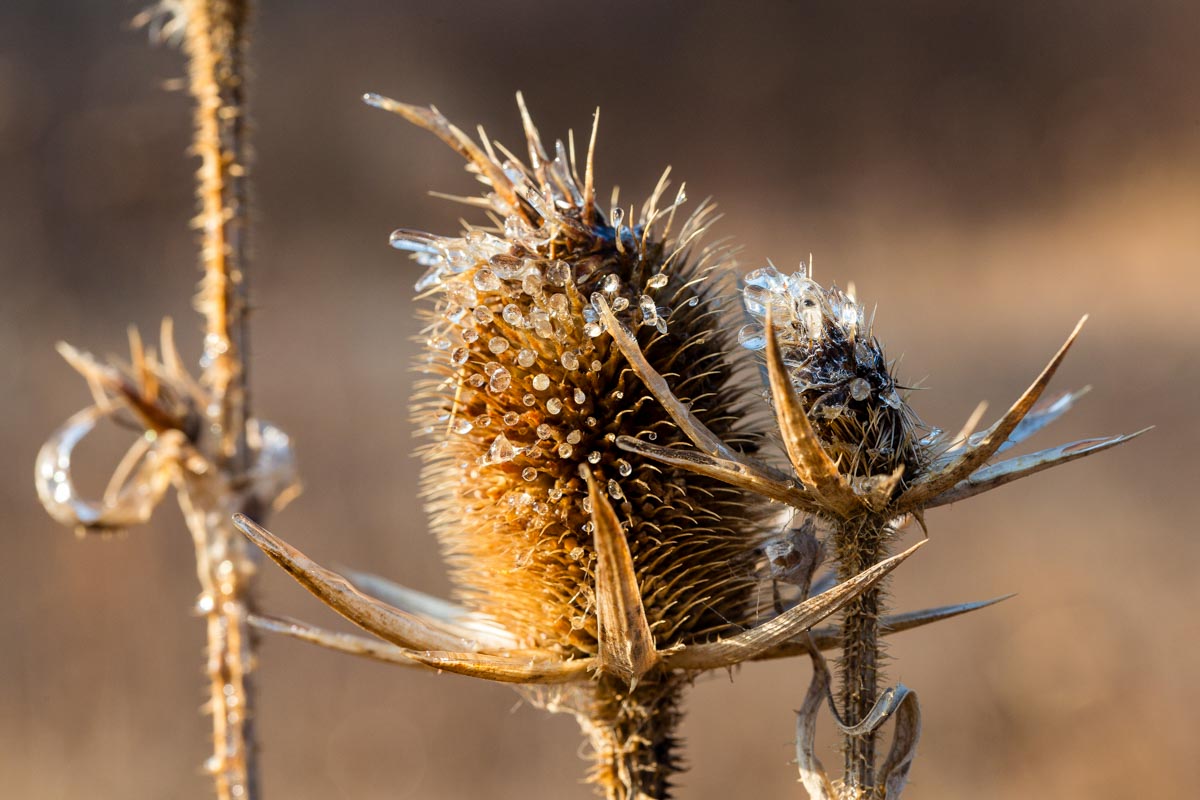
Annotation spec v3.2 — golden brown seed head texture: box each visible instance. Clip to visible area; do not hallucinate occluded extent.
[390,98,772,665]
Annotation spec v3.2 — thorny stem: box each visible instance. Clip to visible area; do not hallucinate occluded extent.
[582,672,684,800]
[834,515,891,797]
[180,1,258,797]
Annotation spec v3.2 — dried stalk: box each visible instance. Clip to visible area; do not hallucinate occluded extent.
[34,3,294,800]
[179,3,259,797]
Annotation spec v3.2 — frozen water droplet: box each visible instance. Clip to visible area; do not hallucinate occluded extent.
[561,351,579,370]
[451,418,474,434]
[450,347,470,366]
[546,261,571,286]
[547,293,569,317]
[547,398,563,414]
[646,431,657,441]
[611,296,629,312]
[502,304,525,326]
[473,306,494,324]
[602,274,621,293]
[686,296,699,307]
[461,328,479,343]
[466,374,485,388]
[517,348,536,367]
[558,443,573,458]
[590,360,602,372]
[522,393,536,406]
[587,451,601,464]
[584,321,604,337]
[573,388,586,404]
[474,414,492,427]
[566,430,582,445]
[522,271,543,295]
[610,207,624,229]
[502,411,520,426]
[881,388,903,409]
[848,378,871,402]
[522,467,537,481]
[737,323,766,351]
[586,416,597,427]
[638,295,657,326]
[488,368,512,393]
[533,374,550,390]
[646,273,669,290]
[616,459,632,477]
[488,337,509,354]
[607,479,623,499]
[482,433,520,465]
[613,390,624,400]
[536,424,554,439]
[474,268,501,292]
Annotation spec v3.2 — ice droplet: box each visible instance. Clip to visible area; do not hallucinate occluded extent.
[451,418,474,435]
[503,412,520,426]
[488,337,509,354]
[638,295,657,327]
[517,348,536,367]
[450,347,470,366]
[561,351,580,371]
[474,268,501,292]
[482,433,520,465]
[848,378,871,402]
[488,368,512,393]
[602,274,621,293]
[616,459,632,477]
[532,374,550,390]
[502,304,525,327]
[522,467,537,481]
[558,443,573,458]
[646,273,668,290]
[737,323,766,351]
[547,398,563,414]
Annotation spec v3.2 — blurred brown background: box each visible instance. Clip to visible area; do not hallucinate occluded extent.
[2,1,1196,798]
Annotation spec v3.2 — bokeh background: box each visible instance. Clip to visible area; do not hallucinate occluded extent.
[2,2,1197,798]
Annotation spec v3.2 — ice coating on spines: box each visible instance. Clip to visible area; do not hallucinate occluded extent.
[739,264,924,479]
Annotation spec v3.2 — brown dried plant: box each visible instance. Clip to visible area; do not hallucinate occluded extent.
[34,3,296,799]
[228,95,1142,798]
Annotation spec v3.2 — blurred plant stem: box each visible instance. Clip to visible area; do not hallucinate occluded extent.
[177,2,258,797]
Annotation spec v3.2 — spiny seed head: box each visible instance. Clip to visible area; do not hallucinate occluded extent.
[739,264,927,483]
[400,101,772,659]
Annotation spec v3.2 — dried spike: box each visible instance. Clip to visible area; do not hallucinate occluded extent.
[763,306,862,517]
[926,429,1151,508]
[406,650,597,685]
[248,613,428,670]
[796,643,837,800]
[338,567,468,624]
[363,93,533,223]
[584,467,659,685]
[667,540,924,670]
[615,435,812,508]
[952,400,989,446]
[596,295,733,460]
[338,567,520,650]
[232,514,483,653]
[879,689,922,799]
[753,594,1015,662]
[515,91,549,172]
[582,106,599,221]
[899,317,1088,511]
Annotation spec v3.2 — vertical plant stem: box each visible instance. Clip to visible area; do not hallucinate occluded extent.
[582,673,684,800]
[835,515,890,797]
[180,2,258,797]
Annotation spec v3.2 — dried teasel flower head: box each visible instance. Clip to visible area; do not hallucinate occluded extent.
[233,95,929,800]
[738,264,926,488]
